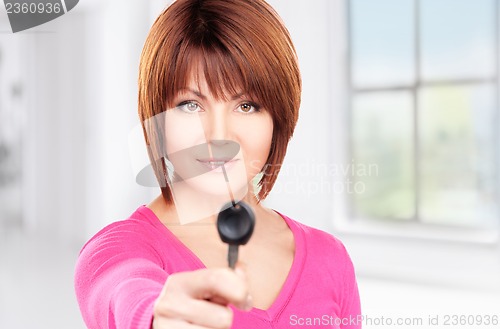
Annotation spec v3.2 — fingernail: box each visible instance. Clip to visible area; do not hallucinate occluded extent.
[244,294,253,311]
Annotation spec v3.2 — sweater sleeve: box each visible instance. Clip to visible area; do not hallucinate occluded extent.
[74,221,168,329]
[339,243,362,329]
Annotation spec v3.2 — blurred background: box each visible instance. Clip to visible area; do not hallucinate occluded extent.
[0,0,499,328]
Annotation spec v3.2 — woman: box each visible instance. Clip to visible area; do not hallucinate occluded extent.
[74,0,361,328]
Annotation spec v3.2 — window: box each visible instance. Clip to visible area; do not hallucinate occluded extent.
[348,0,499,229]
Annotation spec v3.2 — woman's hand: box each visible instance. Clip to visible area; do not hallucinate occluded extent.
[152,265,252,329]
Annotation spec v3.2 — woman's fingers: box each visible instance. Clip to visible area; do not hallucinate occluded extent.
[152,317,211,329]
[153,266,252,329]
[188,267,250,308]
[155,294,233,329]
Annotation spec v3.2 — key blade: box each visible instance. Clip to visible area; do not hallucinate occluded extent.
[228,244,239,269]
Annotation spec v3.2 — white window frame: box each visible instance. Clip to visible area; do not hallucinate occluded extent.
[328,0,500,291]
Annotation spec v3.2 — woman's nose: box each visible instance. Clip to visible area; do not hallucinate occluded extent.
[205,108,230,142]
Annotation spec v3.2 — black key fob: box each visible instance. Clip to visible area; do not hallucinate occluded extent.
[217,201,255,268]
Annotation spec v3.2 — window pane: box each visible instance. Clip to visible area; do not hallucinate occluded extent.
[420,0,496,81]
[350,0,415,88]
[419,84,498,227]
[352,92,415,220]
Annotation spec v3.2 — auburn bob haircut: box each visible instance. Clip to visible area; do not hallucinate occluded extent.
[138,0,301,203]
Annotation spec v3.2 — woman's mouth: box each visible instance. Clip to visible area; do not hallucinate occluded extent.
[197,158,238,172]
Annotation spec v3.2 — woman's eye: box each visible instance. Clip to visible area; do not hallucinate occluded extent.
[176,101,201,113]
[237,102,260,113]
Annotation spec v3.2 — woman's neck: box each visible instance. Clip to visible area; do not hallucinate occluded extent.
[148,182,261,226]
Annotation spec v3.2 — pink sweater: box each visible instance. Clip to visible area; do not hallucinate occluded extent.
[75,206,362,328]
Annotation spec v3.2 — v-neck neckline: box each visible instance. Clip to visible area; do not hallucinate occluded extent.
[139,205,306,322]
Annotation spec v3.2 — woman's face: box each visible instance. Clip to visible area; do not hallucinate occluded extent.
[162,74,274,203]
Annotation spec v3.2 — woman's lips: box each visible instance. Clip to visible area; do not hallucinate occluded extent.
[197,159,239,172]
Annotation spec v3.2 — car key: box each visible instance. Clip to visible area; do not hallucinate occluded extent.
[217,201,255,269]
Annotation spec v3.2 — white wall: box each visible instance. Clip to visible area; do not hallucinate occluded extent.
[80,0,154,240]
[265,0,339,231]
[17,1,161,242]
